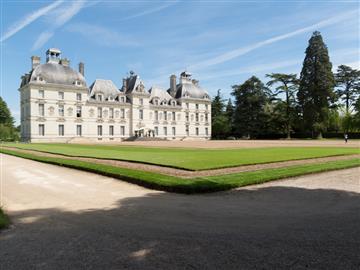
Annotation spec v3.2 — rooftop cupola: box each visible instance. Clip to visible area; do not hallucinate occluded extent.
[46,48,61,63]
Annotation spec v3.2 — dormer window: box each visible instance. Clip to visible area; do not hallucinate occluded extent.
[172,100,176,106]
[97,94,102,101]
[108,96,113,101]
[120,96,125,103]
[74,80,82,86]
[154,99,159,106]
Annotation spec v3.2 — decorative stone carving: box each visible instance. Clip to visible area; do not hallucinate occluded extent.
[89,108,94,117]
[67,107,73,116]
[48,106,54,116]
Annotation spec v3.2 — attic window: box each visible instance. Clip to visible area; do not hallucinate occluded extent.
[172,101,176,106]
[120,96,125,103]
[75,80,82,86]
[154,99,159,106]
[97,94,103,101]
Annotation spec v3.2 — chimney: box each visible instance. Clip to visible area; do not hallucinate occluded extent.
[79,62,84,76]
[192,79,199,86]
[60,58,70,67]
[31,56,40,69]
[122,77,128,91]
[170,74,176,95]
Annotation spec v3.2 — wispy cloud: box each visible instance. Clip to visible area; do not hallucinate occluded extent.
[1,0,64,42]
[200,59,301,81]
[121,1,178,21]
[66,22,139,47]
[188,10,358,71]
[32,0,87,50]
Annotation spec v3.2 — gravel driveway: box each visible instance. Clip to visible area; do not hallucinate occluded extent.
[0,154,359,269]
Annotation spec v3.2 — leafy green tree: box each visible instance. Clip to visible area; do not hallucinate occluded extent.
[211,90,230,138]
[266,73,299,138]
[232,76,270,138]
[297,31,336,138]
[335,65,360,114]
[0,96,18,141]
[0,96,14,126]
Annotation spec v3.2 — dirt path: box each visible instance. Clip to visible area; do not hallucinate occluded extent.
[2,146,360,178]
[1,154,359,269]
[107,139,360,148]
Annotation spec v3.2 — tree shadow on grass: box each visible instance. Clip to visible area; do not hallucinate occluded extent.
[0,186,359,270]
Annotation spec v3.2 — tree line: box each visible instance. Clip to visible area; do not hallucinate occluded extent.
[212,31,360,139]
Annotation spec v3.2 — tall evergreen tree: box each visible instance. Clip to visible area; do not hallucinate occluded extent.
[232,76,270,138]
[211,90,230,138]
[335,65,360,114]
[266,73,299,138]
[225,98,234,133]
[297,31,335,138]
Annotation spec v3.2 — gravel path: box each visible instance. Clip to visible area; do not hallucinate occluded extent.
[0,154,359,269]
[2,146,360,178]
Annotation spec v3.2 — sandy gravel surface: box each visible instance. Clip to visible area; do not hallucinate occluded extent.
[3,146,360,177]
[0,154,359,269]
[109,139,360,148]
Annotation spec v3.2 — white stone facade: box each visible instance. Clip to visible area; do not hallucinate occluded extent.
[20,48,211,142]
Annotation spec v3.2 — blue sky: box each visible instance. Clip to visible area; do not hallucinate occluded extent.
[1,0,359,124]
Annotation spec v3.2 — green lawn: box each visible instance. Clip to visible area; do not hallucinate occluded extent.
[0,208,9,230]
[3,143,359,170]
[1,148,359,193]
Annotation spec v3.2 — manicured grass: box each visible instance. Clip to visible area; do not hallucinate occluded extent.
[1,148,359,193]
[4,143,359,170]
[0,208,10,230]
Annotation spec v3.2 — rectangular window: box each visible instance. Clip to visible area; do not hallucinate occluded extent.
[139,98,143,105]
[186,103,189,109]
[38,124,44,136]
[196,127,199,136]
[76,125,82,136]
[205,104,208,110]
[154,126,158,136]
[196,104,199,110]
[39,90,44,98]
[97,94,102,101]
[39,104,44,116]
[76,93,81,101]
[58,124,64,136]
[164,111,167,121]
[163,127,167,136]
[121,109,125,119]
[121,96,125,103]
[139,109,143,120]
[186,112,189,122]
[59,91,64,100]
[97,125,102,136]
[98,107,102,118]
[109,108,114,119]
[109,125,114,136]
[155,111,158,121]
[120,126,125,136]
[205,127,208,136]
[76,106,82,118]
[172,127,176,136]
[196,113,199,122]
[205,113,208,122]
[186,126,189,136]
[172,112,176,121]
[58,105,64,117]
